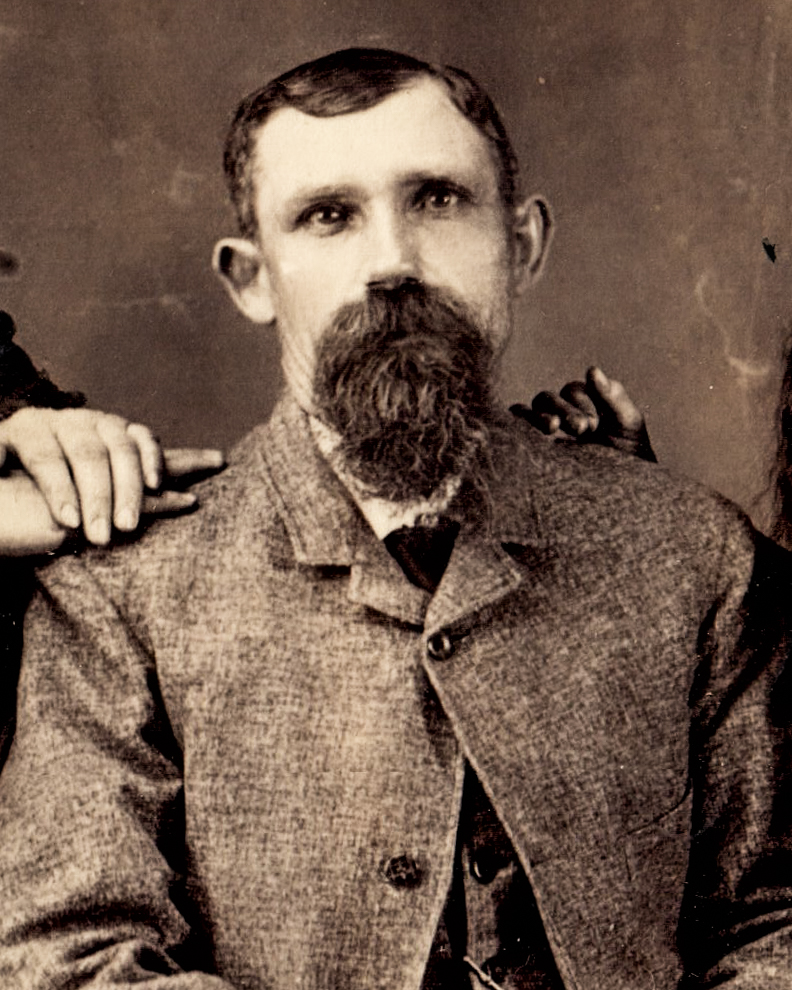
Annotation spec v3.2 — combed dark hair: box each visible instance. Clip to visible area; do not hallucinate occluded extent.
[223,48,520,238]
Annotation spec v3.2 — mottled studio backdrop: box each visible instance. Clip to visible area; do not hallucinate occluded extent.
[1,1,791,528]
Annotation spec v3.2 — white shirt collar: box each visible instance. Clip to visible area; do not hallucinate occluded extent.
[309,416,460,540]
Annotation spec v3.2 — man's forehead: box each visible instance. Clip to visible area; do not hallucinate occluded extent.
[249,77,500,201]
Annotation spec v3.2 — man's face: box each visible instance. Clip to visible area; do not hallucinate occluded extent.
[247,77,521,411]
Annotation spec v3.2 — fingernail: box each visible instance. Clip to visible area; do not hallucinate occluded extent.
[60,505,81,529]
[88,518,111,545]
[169,493,197,509]
[116,509,137,531]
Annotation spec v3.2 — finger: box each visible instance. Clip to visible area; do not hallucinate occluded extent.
[163,448,225,478]
[536,412,562,435]
[558,381,599,429]
[509,403,562,435]
[586,367,656,462]
[3,417,81,530]
[142,491,198,515]
[0,471,68,556]
[55,424,114,545]
[586,367,644,430]
[95,414,145,533]
[127,422,164,490]
[531,390,593,436]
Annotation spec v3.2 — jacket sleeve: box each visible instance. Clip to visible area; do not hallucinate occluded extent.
[0,561,34,771]
[679,529,792,987]
[0,558,234,989]
[0,310,86,420]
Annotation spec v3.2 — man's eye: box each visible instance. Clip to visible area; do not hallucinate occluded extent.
[416,185,467,213]
[298,204,351,232]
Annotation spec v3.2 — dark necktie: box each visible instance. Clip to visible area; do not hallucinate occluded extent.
[383,517,460,593]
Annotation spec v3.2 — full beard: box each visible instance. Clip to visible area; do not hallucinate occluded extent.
[311,282,497,506]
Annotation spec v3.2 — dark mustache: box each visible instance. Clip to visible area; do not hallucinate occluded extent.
[328,281,481,343]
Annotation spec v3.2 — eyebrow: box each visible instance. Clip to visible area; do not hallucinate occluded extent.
[283,184,360,216]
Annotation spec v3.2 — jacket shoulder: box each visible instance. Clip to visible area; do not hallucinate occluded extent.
[504,416,749,525]
[35,422,290,608]
[494,417,759,589]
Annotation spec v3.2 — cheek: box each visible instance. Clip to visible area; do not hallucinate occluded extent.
[438,234,513,318]
[427,222,511,284]
[427,228,515,350]
[269,259,341,342]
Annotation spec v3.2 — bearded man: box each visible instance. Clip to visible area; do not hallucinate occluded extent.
[1,48,792,990]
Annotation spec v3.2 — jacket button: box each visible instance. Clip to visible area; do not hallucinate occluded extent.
[470,853,500,885]
[381,854,425,888]
[426,631,454,661]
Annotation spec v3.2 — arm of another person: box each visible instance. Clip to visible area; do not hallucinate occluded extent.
[0,407,224,555]
[511,365,657,462]
[0,308,224,555]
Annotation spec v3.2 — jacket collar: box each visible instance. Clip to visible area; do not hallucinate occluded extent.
[259,395,361,568]
[258,395,557,626]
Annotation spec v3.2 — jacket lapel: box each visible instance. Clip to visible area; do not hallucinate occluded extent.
[421,428,621,868]
[259,396,432,626]
[426,423,553,635]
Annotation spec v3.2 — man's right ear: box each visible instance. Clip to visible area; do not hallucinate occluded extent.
[212,238,275,324]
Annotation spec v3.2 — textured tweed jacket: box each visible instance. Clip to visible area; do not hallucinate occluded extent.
[1,395,792,990]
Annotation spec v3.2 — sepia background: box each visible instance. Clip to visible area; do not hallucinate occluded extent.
[1,0,791,529]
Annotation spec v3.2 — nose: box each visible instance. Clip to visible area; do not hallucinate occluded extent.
[365,206,420,290]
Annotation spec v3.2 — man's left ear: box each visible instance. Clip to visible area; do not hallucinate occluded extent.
[511,195,553,293]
